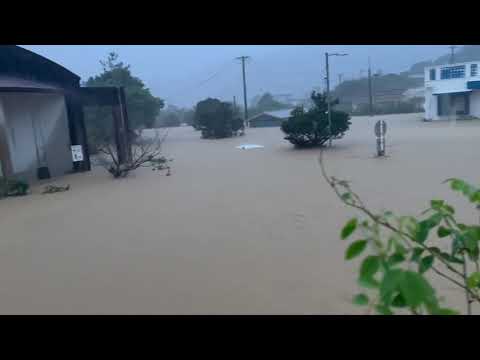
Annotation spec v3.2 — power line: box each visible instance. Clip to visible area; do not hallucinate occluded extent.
[164,59,236,104]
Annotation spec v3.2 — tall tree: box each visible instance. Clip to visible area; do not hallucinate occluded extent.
[194,98,242,138]
[84,52,164,132]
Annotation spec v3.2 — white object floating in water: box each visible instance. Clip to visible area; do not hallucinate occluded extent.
[236,144,264,150]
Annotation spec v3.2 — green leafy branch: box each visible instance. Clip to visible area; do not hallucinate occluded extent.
[319,151,480,315]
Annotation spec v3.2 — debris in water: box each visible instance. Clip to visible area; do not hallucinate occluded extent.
[236,144,264,150]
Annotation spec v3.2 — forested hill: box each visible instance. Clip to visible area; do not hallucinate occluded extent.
[333,46,480,105]
[405,45,480,75]
[333,74,422,104]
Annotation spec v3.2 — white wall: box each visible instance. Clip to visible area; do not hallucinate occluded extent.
[0,93,72,179]
[0,98,7,177]
[424,61,480,120]
[424,88,438,120]
[470,91,480,118]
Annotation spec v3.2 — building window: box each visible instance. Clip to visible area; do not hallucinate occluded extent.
[471,64,478,77]
[429,68,436,80]
[440,65,466,79]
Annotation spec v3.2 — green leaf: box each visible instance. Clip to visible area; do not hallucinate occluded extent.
[467,272,480,289]
[449,178,465,192]
[452,234,465,255]
[464,236,477,253]
[341,218,358,240]
[419,255,434,274]
[430,200,444,210]
[410,248,424,263]
[437,226,452,238]
[380,269,404,305]
[471,191,480,203]
[353,293,369,306]
[383,211,394,218]
[398,271,437,309]
[345,240,368,260]
[393,241,407,256]
[358,277,380,289]
[440,252,464,264]
[427,213,443,227]
[444,205,455,215]
[415,221,430,244]
[414,213,441,244]
[375,305,393,315]
[391,293,407,308]
[433,308,460,315]
[360,256,381,281]
[341,192,352,201]
[388,253,406,267]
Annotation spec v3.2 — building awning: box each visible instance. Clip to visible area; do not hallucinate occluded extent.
[433,89,472,95]
[0,76,63,93]
[467,81,480,90]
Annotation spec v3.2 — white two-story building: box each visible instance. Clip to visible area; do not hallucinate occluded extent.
[424,61,480,121]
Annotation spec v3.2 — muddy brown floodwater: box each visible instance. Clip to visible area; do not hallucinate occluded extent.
[1,113,480,314]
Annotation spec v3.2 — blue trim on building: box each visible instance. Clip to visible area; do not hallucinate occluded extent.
[467,81,480,90]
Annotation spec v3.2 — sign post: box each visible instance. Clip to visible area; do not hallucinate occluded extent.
[374,120,387,156]
[71,145,84,162]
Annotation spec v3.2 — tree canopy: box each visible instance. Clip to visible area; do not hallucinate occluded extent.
[194,98,244,138]
[84,52,164,131]
[281,92,351,147]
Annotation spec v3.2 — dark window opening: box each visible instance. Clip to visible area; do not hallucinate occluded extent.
[471,64,478,77]
[440,65,466,79]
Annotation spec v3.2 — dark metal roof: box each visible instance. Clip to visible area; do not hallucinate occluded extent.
[0,46,80,89]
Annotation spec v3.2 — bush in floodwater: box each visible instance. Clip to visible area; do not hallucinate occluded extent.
[281,91,351,148]
[0,178,30,197]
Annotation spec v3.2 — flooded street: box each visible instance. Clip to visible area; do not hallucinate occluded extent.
[1,113,480,314]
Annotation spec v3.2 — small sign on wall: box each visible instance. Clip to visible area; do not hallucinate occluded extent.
[71,145,84,162]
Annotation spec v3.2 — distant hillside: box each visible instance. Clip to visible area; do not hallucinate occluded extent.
[333,73,422,105]
[406,45,480,75]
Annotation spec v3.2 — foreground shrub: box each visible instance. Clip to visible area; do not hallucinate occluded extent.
[320,151,480,315]
[281,92,351,147]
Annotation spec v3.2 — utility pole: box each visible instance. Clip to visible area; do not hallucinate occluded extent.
[325,53,331,147]
[449,45,458,64]
[236,56,250,128]
[325,52,348,147]
[368,57,373,117]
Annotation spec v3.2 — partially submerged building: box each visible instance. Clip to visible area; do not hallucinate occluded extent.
[0,45,131,181]
[424,61,480,120]
[248,109,294,128]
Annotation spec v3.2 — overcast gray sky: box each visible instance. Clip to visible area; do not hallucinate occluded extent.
[21,45,449,107]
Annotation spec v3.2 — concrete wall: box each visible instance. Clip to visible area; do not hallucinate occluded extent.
[470,91,480,118]
[0,92,72,180]
[0,98,10,177]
